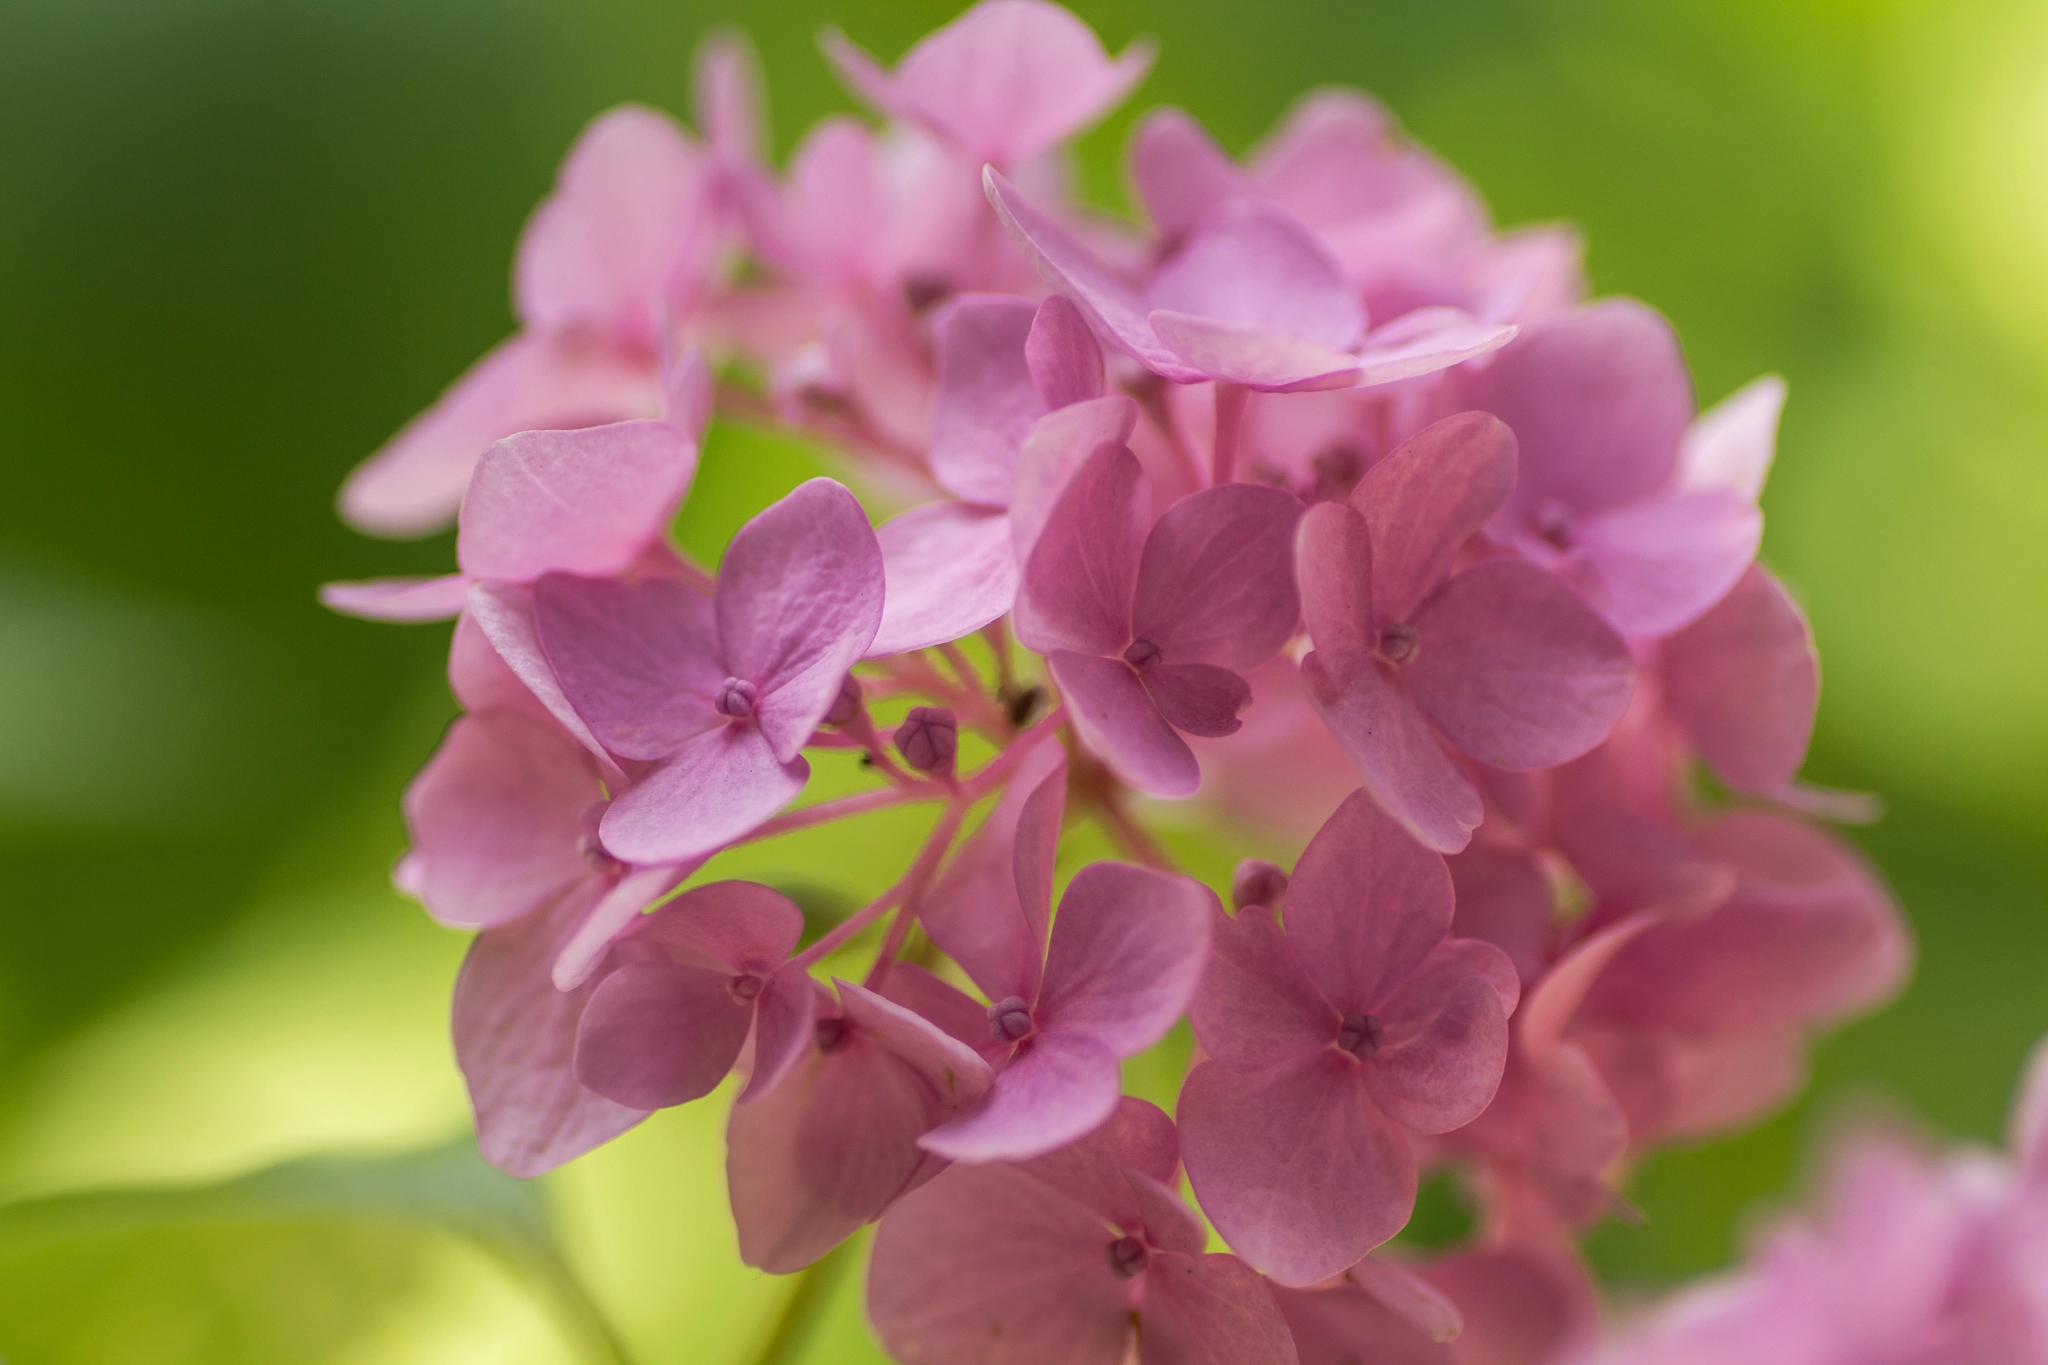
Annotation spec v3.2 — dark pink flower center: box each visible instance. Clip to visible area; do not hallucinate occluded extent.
[1534,498,1576,551]
[1231,859,1289,912]
[987,995,1034,1043]
[1337,1012,1385,1061]
[1122,637,1163,670]
[1104,1235,1149,1280]
[895,706,959,775]
[728,973,763,1003]
[1378,622,1420,666]
[815,1017,851,1054]
[715,676,759,719]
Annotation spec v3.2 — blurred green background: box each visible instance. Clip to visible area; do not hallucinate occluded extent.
[1,0,2044,1358]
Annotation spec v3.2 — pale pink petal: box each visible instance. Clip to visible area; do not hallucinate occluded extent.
[1016,443,1146,657]
[871,502,1019,656]
[1349,308,1516,386]
[740,965,820,1101]
[533,572,723,760]
[513,104,707,349]
[1026,293,1106,408]
[1347,1256,1464,1344]
[1019,1095,1182,1218]
[1190,904,1338,1072]
[1149,312,1365,392]
[1680,374,1785,502]
[1367,946,1517,1134]
[868,1163,1134,1365]
[1146,205,1364,351]
[598,724,808,864]
[657,343,712,436]
[1295,502,1378,677]
[880,962,995,1055]
[1406,559,1634,770]
[1140,1250,1303,1365]
[1301,654,1480,854]
[448,611,555,722]
[1574,489,1763,639]
[839,980,997,1113]
[630,879,805,974]
[1353,411,1517,624]
[340,332,659,539]
[1010,749,1067,959]
[1142,663,1251,738]
[828,2,1155,167]
[549,862,697,991]
[921,743,1066,1003]
[1284,788,1457,1013]
[465,582,628,787]
[572,958,753,1108]
[1130,107,1246,240]
[918,1030,1122,1162]
[457,420,697,583]
[319,574,470,623]
[1009,395,1142,564]
[452,890,649,1176]
[1051,651,1201,797]
[1522,912,1664,1055]
[1038,861,1214,1054]
[717,478,885,760]
[401,712,599,931]
[1660,565,1817,795]
[1250,89,1456,229]
[1130,482,1302,670]
[929,294,1043,505]
[1179,1054,1416,1286]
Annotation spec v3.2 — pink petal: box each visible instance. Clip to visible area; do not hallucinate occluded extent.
[572,957,753,1108]
[1421,1248,1598,1365]
[448,611,558,723]
[1349,307,1516,387]
[452,890,649,1177]
[839,979,997,1114]
[1659,564,1817,795]
[880,962,996,1055]
[717,478,885,760]
[1295,502,1378,677]
[533,572,723,760]
[1353,412,1517,624]
[691,28,766,164]
[1283,788,1457,1013]
[918,1030,1122,1162]
[1448,848,1553,983]
[740,965,820,1101]
[1190,904,1339,1072]
[827,2,1154,167]
[1179,1054,1416,1286]
[921,742,1066,1003]
[1142,663,1251,738]
[871,502,1019,656]
[1141,1254,1302,1365]
[400,712,601,930]
[1019,1095,1182,1219]
[1574,489,1763,639]
[1680,374,1785,502]
[1010,749,1067,959]
[1130,108,1247,241]
[1125,1170,1209,1255]
[1051,651,1201,798]
[549,862,698,991]
[1522,911,1664,1055]
[1009,395,1142,565]
[466,582,628,788]
[1346,1256,1464,1344]
[1271,1279,1454,1365]
[1366,942,1518,1134]
[339,332,659,539]
[1016,443,1146,658]
[1026,293,1106,408]
[597,724,808,864]
[1149,312,1366,393]
[630,879,805,974]
[867,1163,1135,1365]
[657,343,712,436]
[1406,559,1635,770]
[929,294,1044,505]
[1131,482,1303,670]
[513,104,708,350]
[1301,654,1480,854]
[1038,861,1215,1055]
[457,420,697,583]
[1146,205,1364,351]
[319,574,471,623]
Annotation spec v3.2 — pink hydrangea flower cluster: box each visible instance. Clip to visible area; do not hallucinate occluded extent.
[326,4,1925,1360]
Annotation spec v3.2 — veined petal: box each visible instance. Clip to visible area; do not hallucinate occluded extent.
[1659,564,1817,795]
[598,724,807,865]
[1352,411,1517,625]
[573,957,753,1108]
[468,582,629,788]
[1295,502,1377,677]
[1190,904,1338,1072]
[918,1031,1122,1162]
[1367,944,1517,1134]
[1301,653,1480,855]
[631,879,805,975]
[1038,861,1214,1056]
[871,502,1019,656]
[1130,107,1247,241]
[1145,204,1364,351]
[1142,663,1251,738]
[1349,308,1515,387]
[929,294,1043,505]
[1285,788,1456,1014]
[1131,482,1302,671]
[533,572,723,760]
[921,742,1066,1003]
[1026,293,1106,408]
[1009,395,1141,566]
[1149,312,1364,393]
[319,574,471,622]
[1574,490,1763,640]
[1139,1250,1302,1365]
[1052,652,1200,797]
[1016,443,1146,657]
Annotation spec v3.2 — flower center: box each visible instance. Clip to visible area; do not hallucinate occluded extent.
[987,995,1034,1044]
[1534,498,1575,551]
[814,1017,851,1054]
[715,677,759,720]
[1377,622,1419,666]
[1121,637,1162,670]
[728,973,763,1003]
[1104,1235,1149,1280]
[1337,1012,1385,1061]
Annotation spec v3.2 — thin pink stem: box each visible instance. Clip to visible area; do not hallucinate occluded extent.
[796,798,969,971]
[1212,381,1249,487]
[959,704,1068,801]
[738,783,943,846]
[863,798,971,992]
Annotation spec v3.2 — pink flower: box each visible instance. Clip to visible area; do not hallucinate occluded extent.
[867,1097,1300,1365]
[1657,563,1819,800]
[823,0,1154,170]
[1454,303,1777,640]
[1015,441,1302,796]
[338,106,716,536]
[531,477,885,867]
[1178,790,1520,1286]
[1295,411,1635,853]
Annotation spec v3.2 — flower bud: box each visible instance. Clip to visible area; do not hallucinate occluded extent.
[894,706,958,777]
[987,995,1033,1043]
[1377,622,1419,667]
[1337,1012,1385,1061]
[1104,1236,1148,1280]
[824,674,864,727]
[1231,859,1289,912]
[715,676,759,719]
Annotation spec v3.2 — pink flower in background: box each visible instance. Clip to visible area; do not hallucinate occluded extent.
[869,1098,1299,1365]
[1179,790,1519,1285]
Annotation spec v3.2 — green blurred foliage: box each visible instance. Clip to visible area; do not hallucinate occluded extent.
[0,0,2043,1358]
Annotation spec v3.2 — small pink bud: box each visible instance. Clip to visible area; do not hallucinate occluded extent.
[1231,859,1289,912]
[1337,1012,1385,1061]
[1104,1235,1149,1280]
[824,674,864,727]
[1377,622,1419,667]
[894,706,958,776]
[728,973,764,1003]
[715,676,759,719]
[987,995,1033,1043]
[1121,637,1162,669]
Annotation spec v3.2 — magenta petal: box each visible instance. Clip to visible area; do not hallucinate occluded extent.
[632,879,804,974]
[871,502,1019,656]
[740,965,820,1101]
[1179,1054,1416,1287]
[1146,205,1363,351]
[1271,1280,1453,1365]
[1132,483,1303,671]
[1140,1250,1303,1365]
[717,478,885,760]
[1349,307,1517,386]
[550,863,696,991]
[467,582,628,788]
[572,958,753,1108]
[598,724,808,864]
[1051,651,1200,798]
[1020,1095,1182,1219]
[400,712,599,930]
[1016,443,1147,658]
[1011,750,1067,958]
[1680,374,1785,502]
[1038,861,1214,1055]
[1353,411,1517,624]
[1285,788,1457,1013]
[1026,293,1106,409]
[1190,904,1338,1072]
[1449,847,1554,983]
[1130,107,1247,240]
[1009,395,1142,566]
[449,611,557,722]
[1301,653,1480,855]
[452,890,650,1177]
[880,962,996,1055]
[921,742,1066,1003]
[319,574,471,622]
[1149,312,1365,393]
[1661,565,1817,796]
[1295,502,1377,677]
[929,295,1043,505]
[457,420,697,583]
[868,1163,1134,1365]
[1366,944,1518,1134]
[1407,559,1635,770]
[919,1030,1122,1162]
[1574,490,1763,639]
[838,980,997,1113]
[533,572,724,760]
[1143,663,1251,738]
